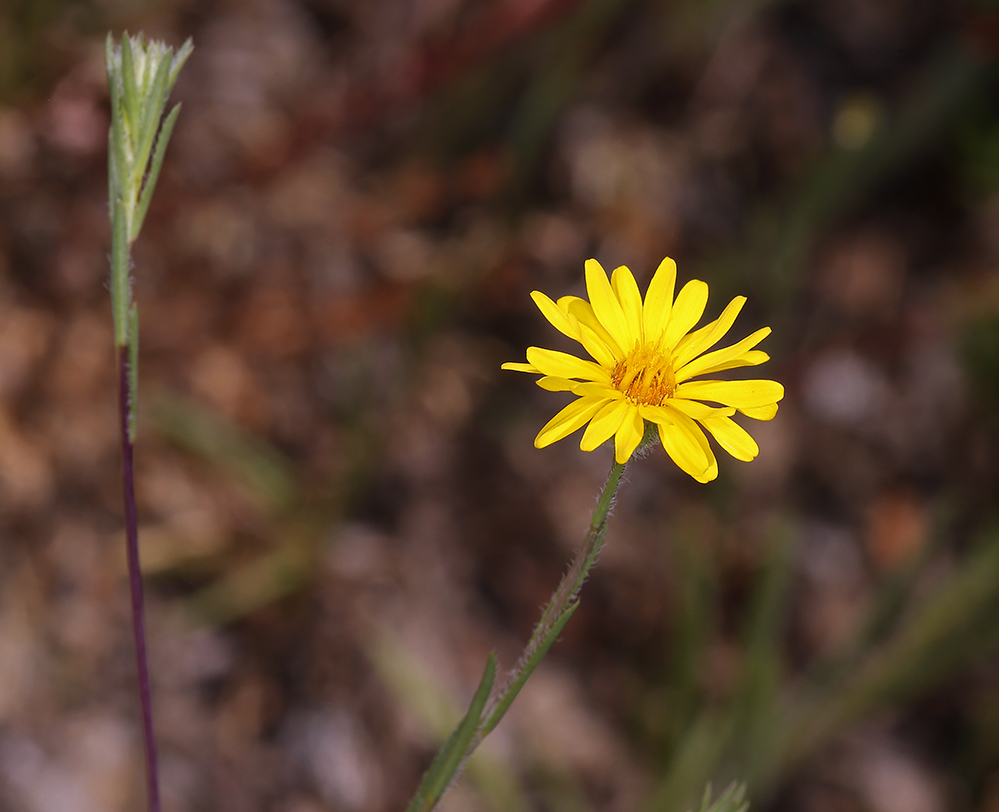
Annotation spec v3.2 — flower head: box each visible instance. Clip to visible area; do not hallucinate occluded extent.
[502,257,784,481]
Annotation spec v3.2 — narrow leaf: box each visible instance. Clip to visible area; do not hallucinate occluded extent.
[104,32,115,76]
[103,34,118,119]
[406,653,496,812]
[404,725,464,812]
[105,43,129,213]
[133,103,180,238]
[482,601,578,735]
[109,116,128,210]
[110,196,130,346]
[135,55,171,192]
[168,38,194,88]
[120,34,138,136]
[107,140,116,217]
[698,783,713,812]
[696,782,749,812]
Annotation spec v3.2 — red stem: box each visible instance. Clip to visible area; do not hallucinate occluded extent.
[118,346,161,812]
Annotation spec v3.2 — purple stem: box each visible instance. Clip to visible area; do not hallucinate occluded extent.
[118,347,161,812]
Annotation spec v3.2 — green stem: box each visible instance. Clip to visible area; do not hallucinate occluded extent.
[481,455,626,733]
[404,453,629,811]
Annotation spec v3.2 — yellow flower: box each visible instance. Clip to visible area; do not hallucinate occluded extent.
[502,257,784,481]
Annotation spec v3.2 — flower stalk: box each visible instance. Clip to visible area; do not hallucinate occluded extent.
[405,450,632,812]
[479,452,628,734]
[105,31,191,812]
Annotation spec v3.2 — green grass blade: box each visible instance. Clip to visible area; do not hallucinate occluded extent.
[109,114,128,205]
[734,524,793,772]
[779,530,999,774]
[406,653,497,812]
[169,38,194,87]
[696,782,749,812]
[110,196,129,346]
[148,391,296,512]
[133,102,180,238]
[698,784,713,812]
[134,55,171,196]
[105,42,129,212]
[646,710,736,812]
[107,139,116,217]
[404,725,465,812]
[120,33,138,137]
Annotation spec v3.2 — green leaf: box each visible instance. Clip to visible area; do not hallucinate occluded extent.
[406,653,497,812]
[133,102,180,239]
[694,782,749,812]
[148,391,297,513]
[110,196,129,346]
[105,44,129,214]
[168,38,195,88]
[103,34,117,107]
[120,33,138,137]
[481,601,579,735]
[134,54,172,197]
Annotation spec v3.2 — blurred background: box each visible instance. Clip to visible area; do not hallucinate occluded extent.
[1,0,999,810]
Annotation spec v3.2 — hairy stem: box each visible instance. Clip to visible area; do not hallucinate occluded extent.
[405,456,629,812]
[118,346,160,812]
[481,456,627,732]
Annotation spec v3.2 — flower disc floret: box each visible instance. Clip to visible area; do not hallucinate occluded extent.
[502,257,784,481]
[612,345,676,405]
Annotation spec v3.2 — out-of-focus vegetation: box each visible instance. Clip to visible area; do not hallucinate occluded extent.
[1,1,999,811]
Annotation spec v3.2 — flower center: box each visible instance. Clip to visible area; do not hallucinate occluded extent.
[611,344,676,406]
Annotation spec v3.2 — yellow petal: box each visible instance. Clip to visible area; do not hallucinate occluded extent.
[691,350,770,377]
[580,398,630,452]
[563,298,624,359]
[577,322,619,368]
[585,258,635,352]
[638,404,671,425]
[671,296,746,369]
[657,412,718,482]
[642,257,676,342]
[531,291,581,341]
[611,265,643,342]
[537,376,576,392]
[666,398,736,420]
[614,406,645,463]
[700,415,759,461]
[674,379,785,409]
[572,382,623,399]
[535,397,607,447]
[659,279,709,352]
[501,361,539,373]
[526,347,610,382]
[675,327,770,382]
[740,402,779,420]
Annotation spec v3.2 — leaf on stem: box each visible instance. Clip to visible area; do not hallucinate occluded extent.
[406,653,497,812]
[105,62,128,215]
[693,782,749,812]
[110,196,129,346]
[169,38,195,87]
[134,55,172,210]
[120,33,138,135]
[133,103,181,239]
[482,600,579,735]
